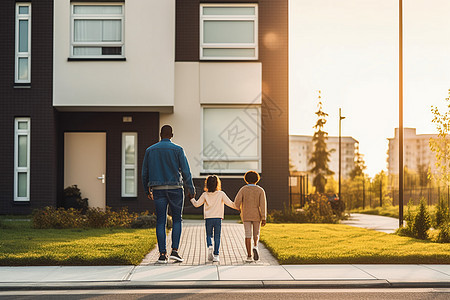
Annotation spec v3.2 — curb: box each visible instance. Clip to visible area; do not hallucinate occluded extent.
[4,279,450,290]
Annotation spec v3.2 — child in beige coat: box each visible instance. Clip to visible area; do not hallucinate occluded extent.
[234,171,267,262]
[191,175,238,262]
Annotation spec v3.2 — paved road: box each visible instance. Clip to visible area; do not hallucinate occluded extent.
[342,213,399,233]
[0,288,449,300]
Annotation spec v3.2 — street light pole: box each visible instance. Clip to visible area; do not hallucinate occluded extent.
[339,108,345,201]
[399,0,404,227]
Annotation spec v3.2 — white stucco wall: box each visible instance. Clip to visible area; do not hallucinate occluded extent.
[161,62,202,177]
[162,62,263,177]
[199,63,262,104]
[53,0,175,111]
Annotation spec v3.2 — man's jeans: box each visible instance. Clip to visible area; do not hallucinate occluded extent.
[153,188,184,254]
[205,218,222,255]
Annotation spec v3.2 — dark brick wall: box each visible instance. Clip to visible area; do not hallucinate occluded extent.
[258,0,289,210]
[176,0,289,210]
[58,112,160,213]
[0,0,56,215]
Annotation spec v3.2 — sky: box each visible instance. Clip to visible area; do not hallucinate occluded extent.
[289,0,450,177]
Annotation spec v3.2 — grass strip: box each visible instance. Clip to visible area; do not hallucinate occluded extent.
[0,227,156,266]
[350,205,437,219]
[260,223,450,264]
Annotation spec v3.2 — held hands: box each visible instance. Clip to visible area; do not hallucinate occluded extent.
[261,220,266,227]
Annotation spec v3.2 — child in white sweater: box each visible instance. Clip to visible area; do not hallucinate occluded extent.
[190,175,238,262]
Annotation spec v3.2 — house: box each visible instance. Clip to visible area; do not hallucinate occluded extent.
[0,0,288,215]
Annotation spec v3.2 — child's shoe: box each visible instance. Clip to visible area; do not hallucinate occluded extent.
[252,246,259,261]
[208,246,214,261]
[213,255,220,262]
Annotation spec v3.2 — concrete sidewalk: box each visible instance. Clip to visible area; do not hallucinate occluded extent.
[341,213,399,234]
[0,264,449,290]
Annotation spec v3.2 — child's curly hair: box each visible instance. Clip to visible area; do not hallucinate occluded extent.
[204,175,222,192]
[244,170,260,184]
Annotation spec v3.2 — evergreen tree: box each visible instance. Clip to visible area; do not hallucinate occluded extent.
[309,91,334,193]
[349,144,367,179]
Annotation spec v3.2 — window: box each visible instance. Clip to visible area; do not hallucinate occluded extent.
[15,3,31,83]
[14,118,30,201]
[200,4,258,60]
[71,4,124,58]
[122,133,137,197]
[202,107,260,173]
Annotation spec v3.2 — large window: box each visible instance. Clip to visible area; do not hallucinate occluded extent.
[200,4,258,60]
[71,4,124,58]
[14,118,31,201]
[122,133,137,197]
[202,107,260,173]
[15,3,31,83]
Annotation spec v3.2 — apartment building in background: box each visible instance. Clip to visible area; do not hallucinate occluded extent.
[387,128,437,176]
[289,135,358,180]
[0,0,289,214]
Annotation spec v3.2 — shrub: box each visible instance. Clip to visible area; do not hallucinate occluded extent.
[85,208,110,228]
[267,209,308,223]
[305,195,338,223]
[434,197,450,229]
[267,194,340,224]
[32,207,84,229]
[436,222,450,243]
[107,207,139,228]
[131,214,157,228]
[413,198,432,240]
[63,185,88,213]
[32,206,145,229]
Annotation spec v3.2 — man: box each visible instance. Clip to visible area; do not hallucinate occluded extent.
[142,125,195,263]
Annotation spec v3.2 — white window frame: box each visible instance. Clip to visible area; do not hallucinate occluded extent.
[14,118,31,202]
[200,3,258,60]
[201,106,261,174]
[122,132,137,197]
[70,3,125,59]
[15,3,31,83]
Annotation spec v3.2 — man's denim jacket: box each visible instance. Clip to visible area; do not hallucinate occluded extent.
[142,139,195,195]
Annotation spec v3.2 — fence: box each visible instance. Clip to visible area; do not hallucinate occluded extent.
[289,174,309,208]
[289,174,450,210]
[341,184,450,210]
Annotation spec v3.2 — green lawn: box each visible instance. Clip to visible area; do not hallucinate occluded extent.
[0,221,156,266]
[260,223,450,264]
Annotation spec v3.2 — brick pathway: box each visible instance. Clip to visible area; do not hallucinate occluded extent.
[140,220,278,266]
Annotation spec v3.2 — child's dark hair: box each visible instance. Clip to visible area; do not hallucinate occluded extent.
[204,175,221,192]
[244,170,260,184]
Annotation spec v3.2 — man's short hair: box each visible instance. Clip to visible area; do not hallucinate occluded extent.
[244,170,260,184]
[160,125,173,137]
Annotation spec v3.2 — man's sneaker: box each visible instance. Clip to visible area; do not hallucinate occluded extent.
[157,254,168,264]
[253,246,259,261]
[169,250,184,262]
[245,256,253,263]
[213,255,220,262]
[208,246,214,261]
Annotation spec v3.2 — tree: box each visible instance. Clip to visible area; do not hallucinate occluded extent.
[309,91,334,193]
[349,144,367,180]
[370,170,389,207]
[430,90,450,186]
[417,163,430,188]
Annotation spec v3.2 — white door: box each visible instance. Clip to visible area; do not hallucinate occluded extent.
[64,132,106,209]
